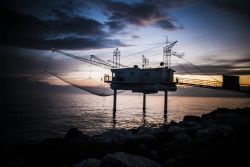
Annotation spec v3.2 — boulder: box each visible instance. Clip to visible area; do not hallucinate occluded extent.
[102,152,162,167]
[168,126,184,137]
[95,129,133,143]
[175,132,192,144]
[65,128,92,141]
[72,158,101,167]
[65,128,83,139]
[166,132,192,151]
[127,134,156,144]
[181,121,203,137]
[183,115,201,122]
[137,126,156,135]
[164,158,178,167]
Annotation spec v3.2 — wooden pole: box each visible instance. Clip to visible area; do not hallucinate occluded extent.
[143,93,146,110]
[164,91,168,115]
[113,89,117,112]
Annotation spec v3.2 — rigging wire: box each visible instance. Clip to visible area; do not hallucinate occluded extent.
[124,43,164,58]
[44,52,54,72]
[179,56,221,82]
[171,57,192,75]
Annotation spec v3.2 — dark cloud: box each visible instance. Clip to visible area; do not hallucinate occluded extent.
[131,35,140,39]
[105,20,126,32]
[154,19,181,30]
[173,57,250,75]
[208,0,250,19]
[0,0,192,50]
[0,9,124,50]
[102,0,184,31]
[202,57,250,65]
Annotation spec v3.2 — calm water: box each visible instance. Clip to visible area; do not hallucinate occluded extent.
[1,93,250,145]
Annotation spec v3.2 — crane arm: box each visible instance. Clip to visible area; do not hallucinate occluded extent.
[172,51,184,58]
[90,55,112,66]
[52,49,115,69]
[107,60,129,68]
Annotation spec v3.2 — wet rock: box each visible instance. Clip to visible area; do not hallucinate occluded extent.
[65,128,92,142]
[183,115,201,122]
[166,132,192,152]
[102,152,162,167]
[95,129,133,143]
[137,126,157,135]
[127,134,156,144]
[168,126,184,137]
[175,133,192,144]
[164,158,178,167]
[181,121,203,137]
[72,158,101,167]
[196,123,234,143]
[226,116,250,128]
[65,128,83,139]
[195,128,216,143]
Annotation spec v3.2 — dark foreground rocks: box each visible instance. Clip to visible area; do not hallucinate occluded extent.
[4,108,250,167]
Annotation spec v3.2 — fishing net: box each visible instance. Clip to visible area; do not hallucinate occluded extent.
[49,72,122,96]
[45,51,123,96]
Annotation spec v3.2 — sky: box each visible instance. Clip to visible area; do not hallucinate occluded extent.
[1,0,250,87]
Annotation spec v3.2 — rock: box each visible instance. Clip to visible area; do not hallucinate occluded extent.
[214,112,238,121]
[196,123,234,143]
[65,128,83,139]
[137,126,156,135]
[166,132,192,151]
[127,134,156,144]
[175,133,192,144]
[72,158,101,167]
[183,115,201,122]
[196,127,218,143]
[164,158,178,167]
[168,126,184,137]
[65,128,92,141]
[181,121,203,137]
[95,129,133,143]
[102,152,162,167]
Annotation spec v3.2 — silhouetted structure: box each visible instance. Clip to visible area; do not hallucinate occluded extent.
[223,75,240,90]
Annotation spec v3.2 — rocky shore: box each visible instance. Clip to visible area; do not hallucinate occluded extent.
[5,108,250,167]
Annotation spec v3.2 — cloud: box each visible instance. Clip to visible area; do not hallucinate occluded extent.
[105,20,126,32]
[131,35,140,39]
[172,57,250,75]
[154,19,181,30]
[101,0,184,31]
[207,0,250,19]
[0,9,124,50]
[202,57,250,65]
[0,0,192,50]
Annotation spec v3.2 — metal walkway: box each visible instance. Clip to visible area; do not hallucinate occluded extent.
[175,78,250,94]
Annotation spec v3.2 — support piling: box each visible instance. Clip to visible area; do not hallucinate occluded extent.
[164,91,168,115]
[113,89,117,112]
[143,93,146,110]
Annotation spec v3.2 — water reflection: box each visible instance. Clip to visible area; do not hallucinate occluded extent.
[111,107,168,128]
[164,112,168,123]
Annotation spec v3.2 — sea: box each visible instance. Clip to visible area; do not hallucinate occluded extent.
[1,91,250,146]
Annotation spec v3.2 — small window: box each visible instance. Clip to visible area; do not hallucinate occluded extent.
[130,72,134,75]
[145,72,149,76]
[113,73,115,77]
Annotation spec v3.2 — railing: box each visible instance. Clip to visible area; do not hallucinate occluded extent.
[175,77,222,87]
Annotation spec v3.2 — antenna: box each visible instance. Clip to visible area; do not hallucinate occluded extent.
[142,55,149,69]
[113,48,120,69]
[163,37,177,68]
